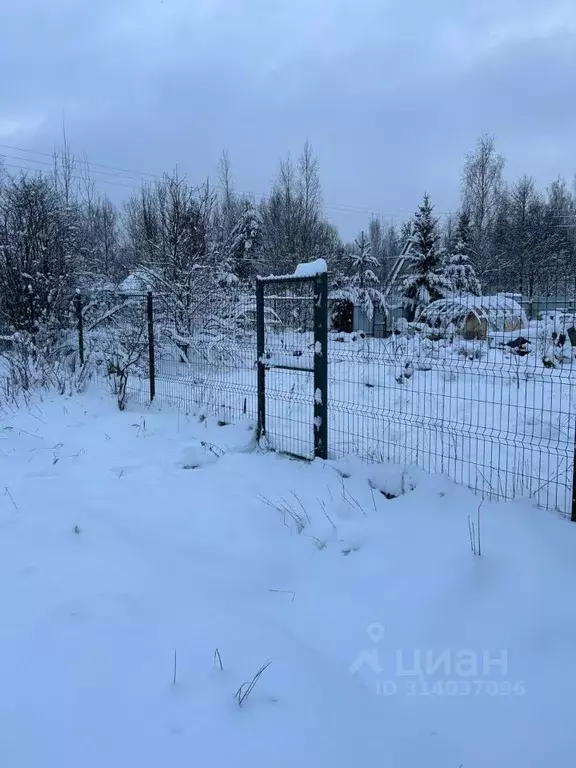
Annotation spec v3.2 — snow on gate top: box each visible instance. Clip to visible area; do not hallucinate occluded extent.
[260,258,328,281]
[293,258,327,277]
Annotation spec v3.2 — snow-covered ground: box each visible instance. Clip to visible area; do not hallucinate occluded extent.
[1,388,575,766]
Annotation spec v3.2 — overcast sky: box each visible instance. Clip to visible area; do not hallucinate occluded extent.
[1,0,575,237]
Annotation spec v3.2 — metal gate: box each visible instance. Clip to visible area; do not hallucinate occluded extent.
[255,271,328,460]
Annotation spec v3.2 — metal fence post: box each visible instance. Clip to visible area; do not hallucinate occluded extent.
[256,278,266,442]
[146,291,156,402]
[75,292,84,366]
[572,431,576,522]
[313,271,328,460]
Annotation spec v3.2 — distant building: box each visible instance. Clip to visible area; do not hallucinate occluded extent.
[330,238,413,337]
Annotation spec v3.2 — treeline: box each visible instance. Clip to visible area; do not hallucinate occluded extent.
[368,135,576,319]
[454,134,575,298]
[0,134,574,334]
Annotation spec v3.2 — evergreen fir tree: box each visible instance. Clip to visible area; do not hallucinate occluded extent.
[349,230,385,319]
[443,211,481,296]
[403,193,450,317]
[227,200,261,282]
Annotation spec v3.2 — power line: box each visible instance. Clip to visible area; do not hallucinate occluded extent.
[1,156,412,220]
[0,142,158,182]
[0,162,143,191]
[0,141,456,222]
[0,142,418,220]
[0,153,154,186]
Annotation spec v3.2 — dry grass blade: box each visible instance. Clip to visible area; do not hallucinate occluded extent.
[318,497,337,531]
[289,490,312,524]
[201,440,225,458]
[235,660,272,707]
[4,486,18,510]
[270,589,296,602]
[467,514,475,554]
[258,494,305,533]
[340,479,366,516]
[477,500,483,557]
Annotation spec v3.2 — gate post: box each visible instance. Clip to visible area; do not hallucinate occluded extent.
[313,272,328,460]
[146,291,156,402]
[256,278,266,442]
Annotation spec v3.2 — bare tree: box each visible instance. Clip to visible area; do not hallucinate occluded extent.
[508,175,536,290]
[461,134,505,276]
[218,149,238,240]
[299,140,323,256]
[89,195,120,280]
[123,172,226,336]
[52,125,77,206]
[0,172,77,333]
[549,177,576,277]
[259,143,339,274]
[368,217,384,276]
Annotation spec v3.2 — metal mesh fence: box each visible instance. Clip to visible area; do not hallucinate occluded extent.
[76,276,576,519]
[150,287,256,423]
[329,276,576,517]
[82,290,150,407]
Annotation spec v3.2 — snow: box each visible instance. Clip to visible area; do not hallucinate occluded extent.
[118,270,150,294]
[293,258,327,277]
[262,353,314,371]
[117,268,163,295]
[1,387,576,767]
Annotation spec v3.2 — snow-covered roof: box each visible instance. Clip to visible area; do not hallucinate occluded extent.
[422,294,527,330]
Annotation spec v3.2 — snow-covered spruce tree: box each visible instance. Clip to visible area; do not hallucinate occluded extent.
[443,211,481,296]
[403,193,450,318]
[226,199,262,282]
[349,231,386,320]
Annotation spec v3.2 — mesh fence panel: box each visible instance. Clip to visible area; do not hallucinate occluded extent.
[151,286,257,424]
[329,275,576,516]
[83,290,150,407]
[77,275,576,519]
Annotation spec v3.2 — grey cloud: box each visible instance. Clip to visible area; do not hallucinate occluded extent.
[1,0,575,237]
